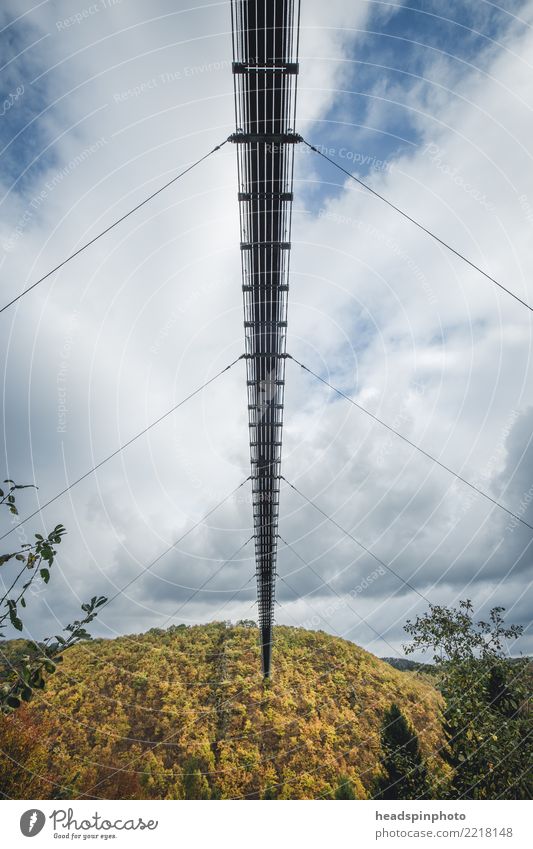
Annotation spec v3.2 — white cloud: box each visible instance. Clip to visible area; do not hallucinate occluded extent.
[0,0,531,658]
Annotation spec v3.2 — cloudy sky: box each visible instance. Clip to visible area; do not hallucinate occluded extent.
[1,0,532,661]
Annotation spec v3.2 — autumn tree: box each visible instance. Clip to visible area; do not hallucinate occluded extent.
[404,600,532,799]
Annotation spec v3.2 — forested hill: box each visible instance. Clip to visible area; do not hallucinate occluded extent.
[0,623,445,800]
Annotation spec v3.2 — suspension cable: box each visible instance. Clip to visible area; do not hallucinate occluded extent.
[281,476,431,603]
[0,138,229,315]
[101,477,251,612]
[302,138,533,314]
[0,355,244,542]
[289,355,533,533]
[278,533,402,654]
[160,535,254,626]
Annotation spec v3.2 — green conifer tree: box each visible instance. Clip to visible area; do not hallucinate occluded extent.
[374,703,430,799]
[335,775,357,799]
[182,758,211,799]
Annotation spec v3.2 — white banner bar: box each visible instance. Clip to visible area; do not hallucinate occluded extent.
[2,799,531,848]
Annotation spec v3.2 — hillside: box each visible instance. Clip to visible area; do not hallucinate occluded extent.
[0,623,445,800]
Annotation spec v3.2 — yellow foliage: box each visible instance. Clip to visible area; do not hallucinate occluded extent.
[0,623,444,799]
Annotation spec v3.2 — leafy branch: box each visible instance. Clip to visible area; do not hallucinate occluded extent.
[0,479,107,714]
[0,595,107,712]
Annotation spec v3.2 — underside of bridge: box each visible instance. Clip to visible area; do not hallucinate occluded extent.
[230,0,300,676]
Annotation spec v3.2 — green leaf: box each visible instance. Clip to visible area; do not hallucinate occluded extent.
[20,597,26,608]
[40,568,50,584]
[6,695,20,709]
[7,604,23,632]
[30,671,44,689]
